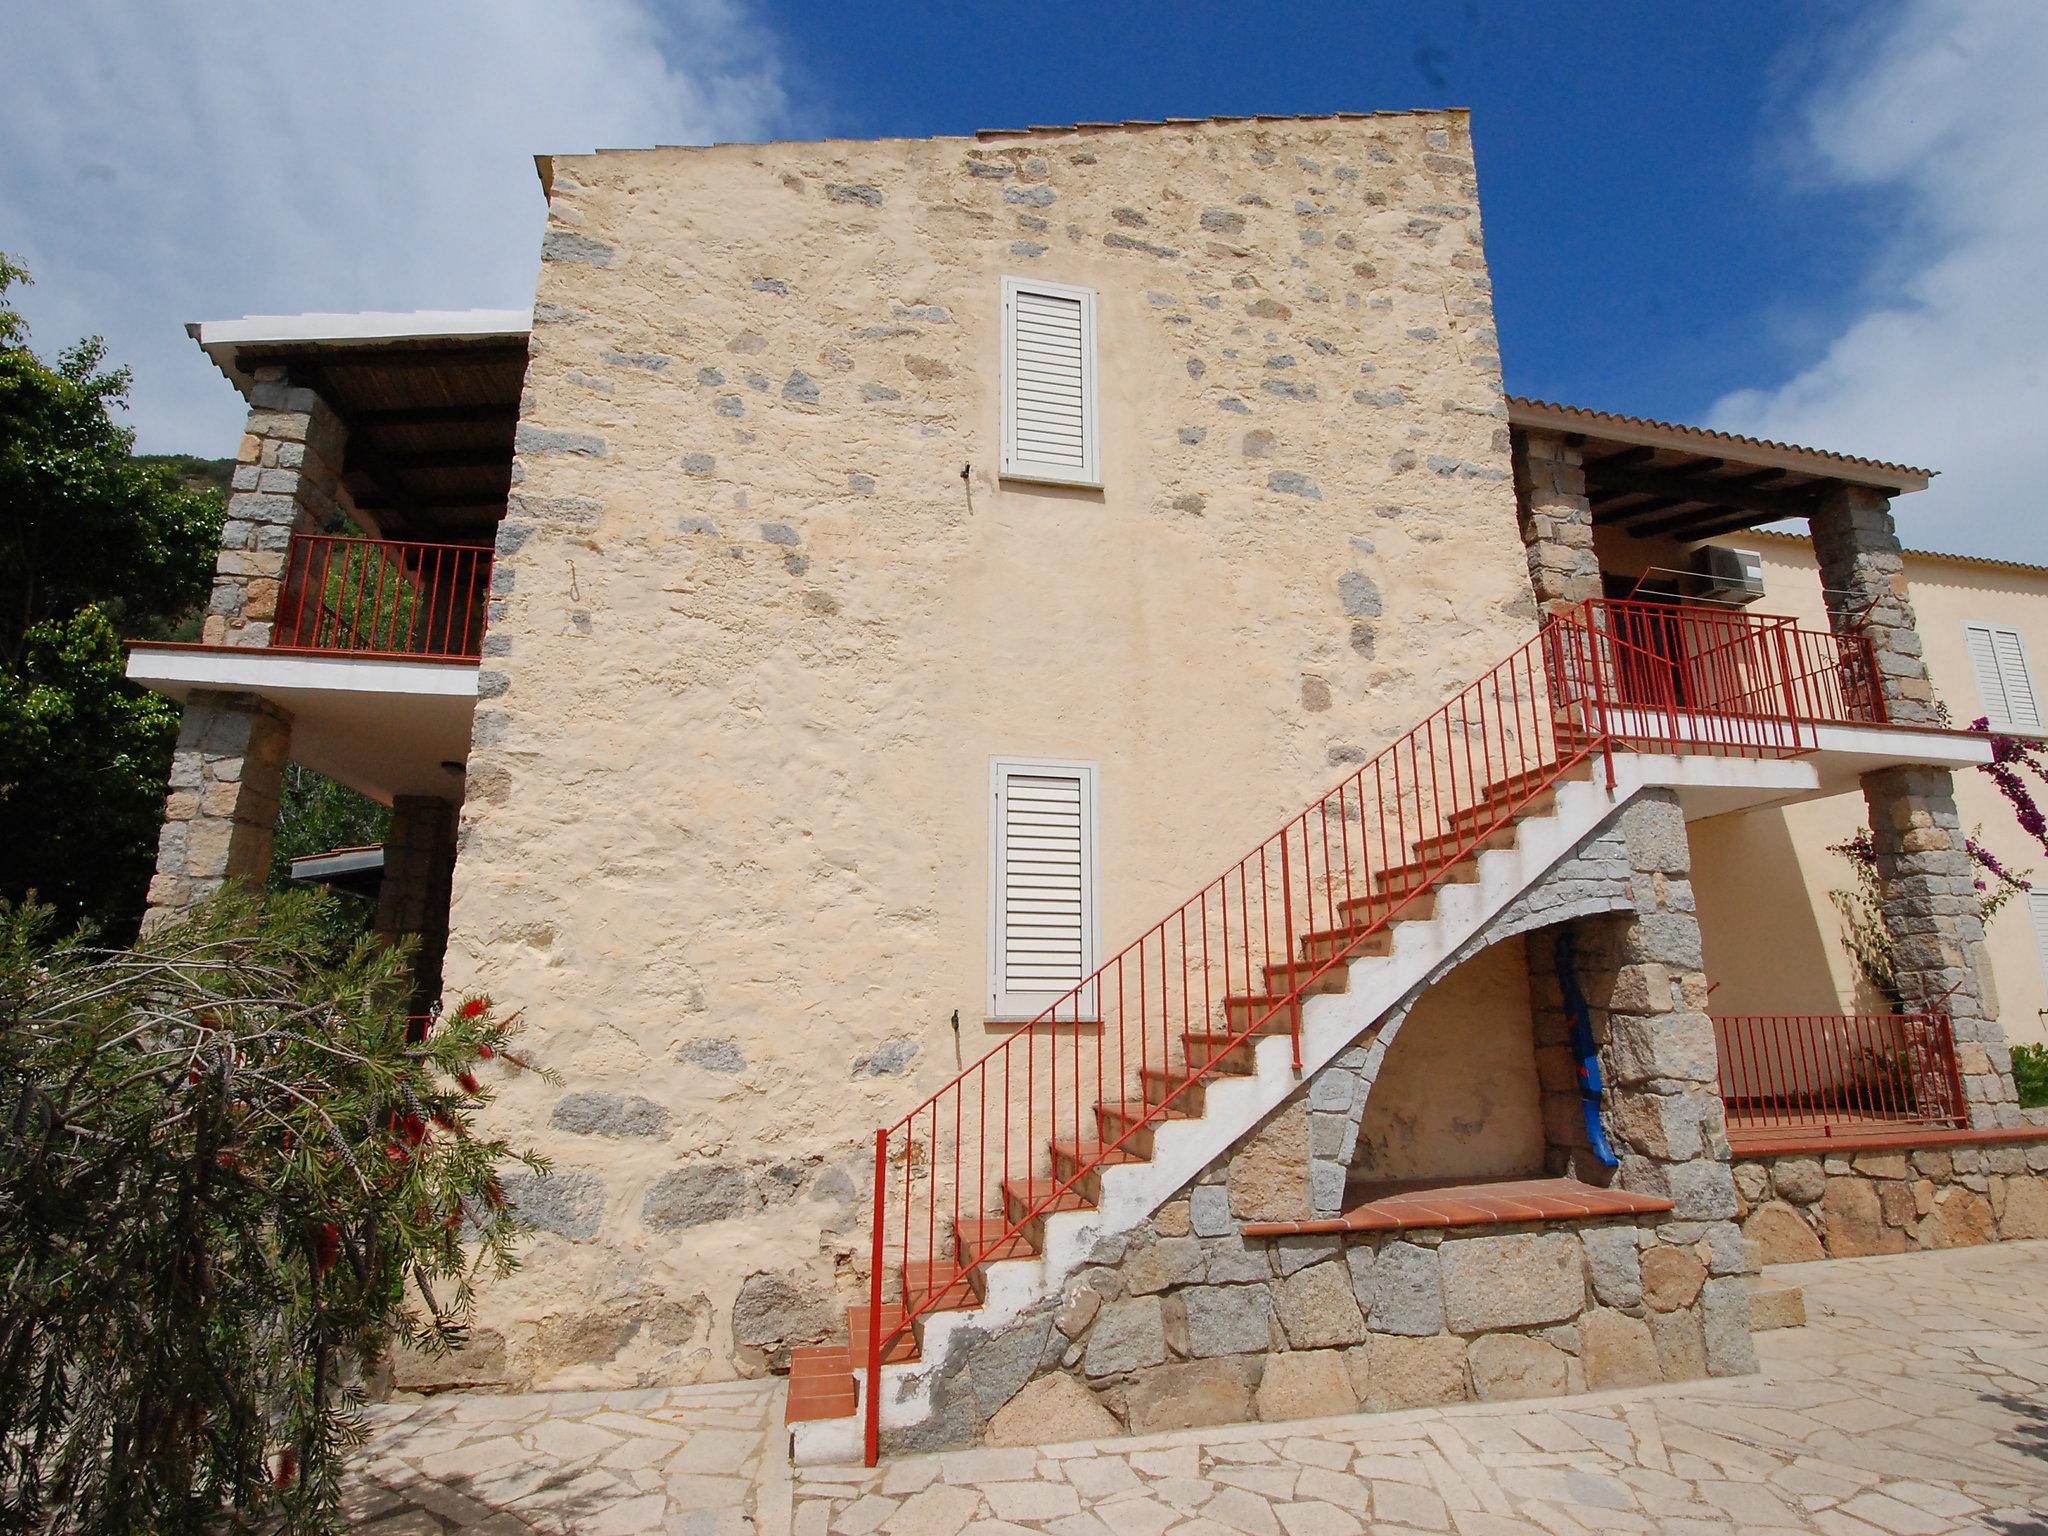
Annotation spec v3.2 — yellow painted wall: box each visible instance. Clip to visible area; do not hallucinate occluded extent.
[1349,939,1545,1184]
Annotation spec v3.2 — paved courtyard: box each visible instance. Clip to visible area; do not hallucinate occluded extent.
[349,1241,2048,1534]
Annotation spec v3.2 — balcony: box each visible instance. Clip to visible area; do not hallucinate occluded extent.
[271,534,493,661]
[127,533,492,803]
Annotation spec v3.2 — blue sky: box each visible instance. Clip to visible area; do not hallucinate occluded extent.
[4,1,2041,558]
[759,1,1871,423]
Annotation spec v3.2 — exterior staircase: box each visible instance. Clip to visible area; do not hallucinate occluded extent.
[789,602,1883,1463]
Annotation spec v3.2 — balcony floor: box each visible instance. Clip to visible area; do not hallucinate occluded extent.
[126,641,478,804]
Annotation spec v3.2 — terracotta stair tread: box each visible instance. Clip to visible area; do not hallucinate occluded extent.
[901,1261,981,1311]
[1049,1139,1148,1170]
[1004,1177,1094,1209]
[847,1303,921,1366]
[950,1217,1039,1261]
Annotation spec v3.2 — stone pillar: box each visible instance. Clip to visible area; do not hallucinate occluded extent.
[206,374,348,648]
[1809,483,1937,727]
[1863,766,2020,1128]
[144,692,293,922]
[375,796,461,1009]
[1812,486,2020,1123]
[1534,791,1754,1377]
[1511,429,1601,615]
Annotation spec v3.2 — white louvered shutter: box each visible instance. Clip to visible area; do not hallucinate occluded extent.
[1001,277,1100,487]
[991,761,1097,1019]
[2030,892,2048,986]
[1966,624,2042,730]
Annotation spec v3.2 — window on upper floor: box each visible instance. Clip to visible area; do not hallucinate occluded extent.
[1965,623,2042,731]
[1000,277,1100,488]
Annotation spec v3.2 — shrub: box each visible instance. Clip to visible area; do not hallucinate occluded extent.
[2014,1043,2048,1110]
[0,886,545,1533]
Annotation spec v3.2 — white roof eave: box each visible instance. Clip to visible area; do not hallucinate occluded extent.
[186,308,533,397]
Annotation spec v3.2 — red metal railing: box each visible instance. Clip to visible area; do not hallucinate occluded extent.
[1583,598,1885,739]
[273,533,492,660]
[1714,1013,1966,1136]
[857,601,1883,1461]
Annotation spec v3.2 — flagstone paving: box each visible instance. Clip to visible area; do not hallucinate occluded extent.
[350,1241,2048,1533]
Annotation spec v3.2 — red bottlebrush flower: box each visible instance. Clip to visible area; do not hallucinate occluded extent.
[476,1043,495,1059]
[273,1448,299,1489]
[313,1224,339,1275]
[482,1176,506,1211]
[215,1150,240,1171]
[457,1071,482,1094]
[461,997,489,1019]
[384,1143,410,1163]
[431,1109,458,1131]
[402,1113,429,1145]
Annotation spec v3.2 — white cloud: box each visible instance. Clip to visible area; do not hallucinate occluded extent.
[1711,0,2048,561]
[0,0,792,453]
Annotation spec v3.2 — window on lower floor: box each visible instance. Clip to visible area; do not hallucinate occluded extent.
[989,757,1099,1020]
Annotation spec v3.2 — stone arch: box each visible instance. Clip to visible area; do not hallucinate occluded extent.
[1307,810,1643,1215]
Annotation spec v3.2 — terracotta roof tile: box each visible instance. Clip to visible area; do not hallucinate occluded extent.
[1507,396,1934,483]
[975,110,1459,141]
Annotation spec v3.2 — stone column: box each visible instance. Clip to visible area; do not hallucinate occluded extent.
[144,692,293,921]
[1511,429,1600,615]
[205,373,349,648]
[1863,766,2020,1128]
[1537,791,1754,1377]
[375,796,461,1009]
[1809,483,1937,726]
[144,378,345,922]
[1812,485,2020,1124]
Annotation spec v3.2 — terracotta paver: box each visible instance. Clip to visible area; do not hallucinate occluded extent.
[352,1240,2048,1532]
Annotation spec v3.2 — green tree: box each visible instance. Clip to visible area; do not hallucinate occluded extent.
[0,255,225,937]
[0,886,544,1534]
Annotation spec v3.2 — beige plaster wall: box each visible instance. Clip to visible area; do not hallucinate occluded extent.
[445,113,1538,1387]
[1667,534,2048,1047]
[1350,940,1545,1183]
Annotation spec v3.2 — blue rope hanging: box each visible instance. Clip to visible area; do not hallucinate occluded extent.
[1554,928,1619,1168]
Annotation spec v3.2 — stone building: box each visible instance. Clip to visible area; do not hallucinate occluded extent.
[126,110,2047,1463]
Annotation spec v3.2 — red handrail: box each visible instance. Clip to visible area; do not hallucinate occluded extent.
[1713,1012,1966,1135]
[273,533,493,660]
[858,601,1880,1462]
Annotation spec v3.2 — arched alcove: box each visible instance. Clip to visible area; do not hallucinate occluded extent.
[1348,937,1546,1190]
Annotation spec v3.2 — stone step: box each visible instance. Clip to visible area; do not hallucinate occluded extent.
[1747,1275,1807,1331]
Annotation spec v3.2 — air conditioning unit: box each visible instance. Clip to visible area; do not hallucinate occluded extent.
[1687,545,1765,604]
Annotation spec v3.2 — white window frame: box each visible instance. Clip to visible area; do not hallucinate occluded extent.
[988,756,1101,1022]
[1965,622,2042,731]
[999,275,1101,489]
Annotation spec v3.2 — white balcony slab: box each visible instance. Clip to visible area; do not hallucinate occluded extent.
[126,643,478,804]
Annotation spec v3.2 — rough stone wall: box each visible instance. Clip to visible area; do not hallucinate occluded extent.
[1510,429,1599,615]
[205,377,347,648]
[1862,766,2022,1127]
[144,692,293,922]
[1736,1138,2048,1262]
[446,112,1539,1387]
[901,1198,1749,1454]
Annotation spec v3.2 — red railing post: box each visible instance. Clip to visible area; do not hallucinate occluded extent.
[1280,829,1300,1072]
[864,1127,887,1467]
